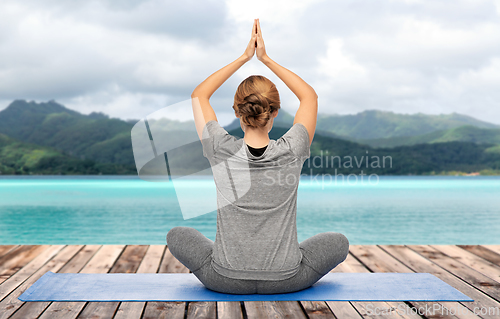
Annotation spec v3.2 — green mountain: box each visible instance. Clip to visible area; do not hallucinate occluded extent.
[226,108,499,141]
[357,125,500,148]
[0,100,195,167]
[0,133,135,175]
[1,99,500,175]
[227,127,500,175]
[316,110,498,140]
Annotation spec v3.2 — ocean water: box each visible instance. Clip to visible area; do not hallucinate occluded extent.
[0,175,499,245]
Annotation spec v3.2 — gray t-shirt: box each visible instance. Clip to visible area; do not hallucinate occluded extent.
[201,120,311,280]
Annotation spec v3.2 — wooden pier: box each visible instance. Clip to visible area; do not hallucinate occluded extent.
[1,244,500,318]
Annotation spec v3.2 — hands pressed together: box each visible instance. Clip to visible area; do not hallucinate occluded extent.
[243,19,267,62]
[192,17,316,144]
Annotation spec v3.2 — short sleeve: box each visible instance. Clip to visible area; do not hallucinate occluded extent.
[201,120,233,159]
[279,123,311,161]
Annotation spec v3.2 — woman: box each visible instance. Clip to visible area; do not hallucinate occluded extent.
[167,19,349,294]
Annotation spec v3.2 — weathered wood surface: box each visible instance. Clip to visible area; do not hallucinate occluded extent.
[0,245,498,319]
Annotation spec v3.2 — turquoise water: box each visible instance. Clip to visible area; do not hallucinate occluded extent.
[0,175,499,245]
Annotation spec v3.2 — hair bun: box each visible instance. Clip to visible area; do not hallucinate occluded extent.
[237,94,271,128]
[233,75,280,128]
[244,93,270,111]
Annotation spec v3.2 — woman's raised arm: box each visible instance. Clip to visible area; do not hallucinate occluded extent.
[191,20,258,140]
[255,19,317,145]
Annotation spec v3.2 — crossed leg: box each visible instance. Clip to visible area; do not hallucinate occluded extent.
[166,226,258,293]
[255,231,350,294]
[166,226,349,294]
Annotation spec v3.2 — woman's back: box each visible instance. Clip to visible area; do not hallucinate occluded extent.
[201,120,310,280]
[167,19,347,295]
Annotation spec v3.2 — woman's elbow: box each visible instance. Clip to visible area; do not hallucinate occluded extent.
[302,86,318,101]
[191,89,209,99]
[310,87,318,100]
[300,90,318,102]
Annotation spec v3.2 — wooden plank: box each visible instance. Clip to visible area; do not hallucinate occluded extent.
[76,245,149,319]
[332,252,370,273]
[58,245,103,273]
[3,245,493,319]
[381,245,500,319]
[10,245,101,319]
[323,253,364,319]
[482,245,500,256]
[186,301,216,319]
[0,245,78,319]
[459,245,500,266]
[0,246,39,273]
[0,245,63,301]
[0,246,17,259]
[79,245,125,274]
[409,245,500,302]
[296,254,346,318]
[329,254,384,319]
[353,245,481,319]
[297,251,348,318]
[301,301,335,319]
[245,300,307,319]
[431,245,500,283]
[218,301,243,319]
[37,245,125,319]
[0,245,49,284]
[158,248,190,274]
[326,301,363,319]
[337,247,424,319]
[113,245,165,319]
[141,247,186,319]
[142,301,186,319]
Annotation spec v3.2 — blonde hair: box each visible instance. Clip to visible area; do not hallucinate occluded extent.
[233,75,280,128]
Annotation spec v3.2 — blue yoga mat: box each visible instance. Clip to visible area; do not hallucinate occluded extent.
[18,271,473,302]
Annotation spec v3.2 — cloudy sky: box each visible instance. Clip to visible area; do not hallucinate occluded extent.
[1,0,500,125]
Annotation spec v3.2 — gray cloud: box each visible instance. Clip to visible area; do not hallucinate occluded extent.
[0,0,499,125]
[296,0,500,122]
[5,0,228,40]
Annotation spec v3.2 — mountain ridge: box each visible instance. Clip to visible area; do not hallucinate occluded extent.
[1,99,499,175]
[357,125,500,148]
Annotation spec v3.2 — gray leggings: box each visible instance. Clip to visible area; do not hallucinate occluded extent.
[166,226,349,294]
